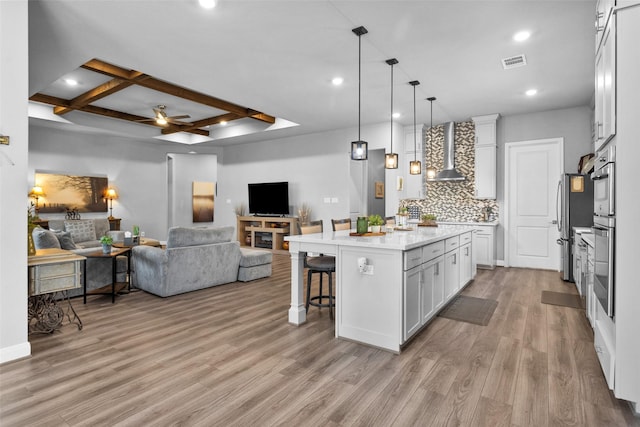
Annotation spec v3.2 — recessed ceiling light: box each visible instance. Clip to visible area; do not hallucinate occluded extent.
[199,0,216,9]
[188,151,197,154]
[514,31,531,42]
[525,89,538,96]
[332,77,344,86]
[219,120,227,126]
[64,78,78,86]
[392,112,401,119]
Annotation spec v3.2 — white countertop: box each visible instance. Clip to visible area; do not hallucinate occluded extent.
[286,224,477,251]
[435,220,499,227]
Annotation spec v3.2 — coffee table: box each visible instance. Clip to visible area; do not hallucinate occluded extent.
[83,246,131,303]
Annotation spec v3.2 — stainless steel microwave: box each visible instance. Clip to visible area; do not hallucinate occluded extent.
[592,145,615,217]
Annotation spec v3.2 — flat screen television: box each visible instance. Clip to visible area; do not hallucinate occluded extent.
[248,182,289,216]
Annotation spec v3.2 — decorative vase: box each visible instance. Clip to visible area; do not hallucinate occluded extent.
[245,235,251,245]
[356,217,368,234]
[102,244,112,254]
[28,224,36,256]
[282,241,289,250]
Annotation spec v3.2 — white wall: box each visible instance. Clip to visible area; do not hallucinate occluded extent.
[0,0,30,364]
[495,105,593,261]
[167,153,218,228]
[217,122,402,231]
[28,125,222,241]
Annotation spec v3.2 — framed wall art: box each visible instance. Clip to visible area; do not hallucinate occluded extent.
[193,181,215,222]
[35,172,108,213]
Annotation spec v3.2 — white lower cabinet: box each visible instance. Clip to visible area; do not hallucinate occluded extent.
[444,248,460,300]
[474,225,496,269]
[460,243,472,288]
[403,265,422,340]
[422,256,444,322]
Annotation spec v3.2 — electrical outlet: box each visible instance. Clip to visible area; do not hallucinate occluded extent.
[363,265,374,275]
[323,197,331,203]
[331,197,338,203]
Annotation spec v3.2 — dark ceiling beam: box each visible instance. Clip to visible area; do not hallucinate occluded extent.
[82,58,276,124]
[30,93,210,136]
[53,78,134,115]
[161,112,241,135]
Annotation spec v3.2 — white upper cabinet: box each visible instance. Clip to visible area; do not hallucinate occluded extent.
[471,114,500,199]
[594,13,616,150]
[595,0,616,50]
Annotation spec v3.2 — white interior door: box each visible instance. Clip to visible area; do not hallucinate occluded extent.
[505,138,563,269]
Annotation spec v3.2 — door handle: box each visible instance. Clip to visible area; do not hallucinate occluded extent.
[551,220,558,224]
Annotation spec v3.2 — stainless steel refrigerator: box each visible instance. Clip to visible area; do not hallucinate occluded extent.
[556,173,594,281]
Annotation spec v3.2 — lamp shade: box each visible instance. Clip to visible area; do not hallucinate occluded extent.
[351,140,368,160]
[29,186,45,197]
[426,166,437,180]
[105,188,118,199]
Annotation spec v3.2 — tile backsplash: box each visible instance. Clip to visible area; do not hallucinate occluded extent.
[400,120,499,222]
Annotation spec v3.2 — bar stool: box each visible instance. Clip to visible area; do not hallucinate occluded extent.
[331,218,352,231]
[298,220,335,319]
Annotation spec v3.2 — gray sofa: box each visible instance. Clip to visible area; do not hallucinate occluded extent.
[32,218,128,297]
[131,226,243,297]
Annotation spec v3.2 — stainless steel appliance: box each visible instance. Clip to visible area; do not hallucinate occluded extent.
[593,217,614,317]
[592,144,615,317]
[556,174,594,281]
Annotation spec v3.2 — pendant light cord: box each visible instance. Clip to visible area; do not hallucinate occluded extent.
[358,33,362,142]
[390,62,394,153]
[413,85,417,162]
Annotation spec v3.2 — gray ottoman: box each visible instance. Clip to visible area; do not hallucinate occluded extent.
[238,248,272,282]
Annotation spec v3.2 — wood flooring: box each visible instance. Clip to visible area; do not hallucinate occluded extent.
[1,255,638,426]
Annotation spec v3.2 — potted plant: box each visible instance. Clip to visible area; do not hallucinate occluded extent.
[421,213,437,226]
[100,235,113,253]
[368,214,384,233]
[396,206,409,228]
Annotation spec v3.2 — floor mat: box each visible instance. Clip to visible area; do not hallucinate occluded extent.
[541,291,584,309]
[438,295,498,326]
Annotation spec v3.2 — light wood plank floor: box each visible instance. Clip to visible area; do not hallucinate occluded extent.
[2,255,638,426]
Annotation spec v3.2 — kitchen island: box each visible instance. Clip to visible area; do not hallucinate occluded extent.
[286,224,478,352]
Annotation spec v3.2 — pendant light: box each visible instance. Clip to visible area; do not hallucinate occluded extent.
[425,96,437,180]
[409,80,421,175]
[351,26,368,161]
[385,58,399,169]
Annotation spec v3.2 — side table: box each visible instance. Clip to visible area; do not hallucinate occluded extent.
[83,247,131,303]
[28,249,85,334]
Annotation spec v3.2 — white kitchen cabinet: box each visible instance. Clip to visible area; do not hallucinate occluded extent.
[460,243,473,288]
[471,114,499,199]
[474,225,496,269]
[444,248,460,300]
[403,265,422,340]
[594,14,616,150]
[595,0,616,49]
[422,256,444,322]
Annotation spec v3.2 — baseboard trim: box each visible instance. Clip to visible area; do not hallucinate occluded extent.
[0,341,31,365]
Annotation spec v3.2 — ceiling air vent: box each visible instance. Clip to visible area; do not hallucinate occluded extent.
[502,54,527,70]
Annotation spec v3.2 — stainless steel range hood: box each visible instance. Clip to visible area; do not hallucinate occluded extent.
[428,121,465,182]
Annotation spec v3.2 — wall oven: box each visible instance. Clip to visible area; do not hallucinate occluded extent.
[592,144,615,318]
[592,146,615,217]
[593,217,614,317]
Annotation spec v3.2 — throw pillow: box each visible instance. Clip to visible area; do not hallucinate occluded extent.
[32,227,61,250]
[64,220,96,243]
[53,231,78,250]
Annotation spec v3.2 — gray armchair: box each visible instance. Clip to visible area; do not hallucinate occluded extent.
[131,226,242,297]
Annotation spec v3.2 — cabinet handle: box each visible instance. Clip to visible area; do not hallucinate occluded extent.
[435,263,439,275]
[596,122,603,139]
[453,254,457,265]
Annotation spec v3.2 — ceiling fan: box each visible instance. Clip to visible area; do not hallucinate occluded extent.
[138,105,192,126]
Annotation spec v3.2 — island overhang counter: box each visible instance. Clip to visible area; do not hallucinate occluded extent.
[285,224,479,353]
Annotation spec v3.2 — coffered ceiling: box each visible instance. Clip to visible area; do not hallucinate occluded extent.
[28,0,595,147]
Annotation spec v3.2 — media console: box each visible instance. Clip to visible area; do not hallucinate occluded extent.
[237,216,298,254]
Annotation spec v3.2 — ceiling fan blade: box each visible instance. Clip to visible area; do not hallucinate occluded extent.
[167,114,191,120]
[167,118,194,126]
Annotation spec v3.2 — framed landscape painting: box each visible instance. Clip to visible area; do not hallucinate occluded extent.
[35,172,108,213]
[193,181,214,222]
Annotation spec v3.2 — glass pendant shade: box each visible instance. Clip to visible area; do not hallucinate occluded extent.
[351,140,368,160]
[385,153,398,169]
[426,166,437,180]
[409,160,421,175]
